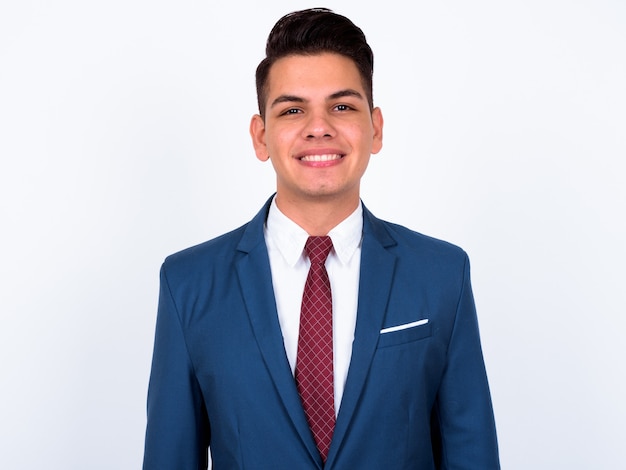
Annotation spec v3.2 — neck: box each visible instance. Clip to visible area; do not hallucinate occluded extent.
[274,193,360,236]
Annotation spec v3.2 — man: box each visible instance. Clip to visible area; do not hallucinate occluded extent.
[143,8,499,469]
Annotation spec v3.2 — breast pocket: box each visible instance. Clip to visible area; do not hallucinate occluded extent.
[377,320,432,348]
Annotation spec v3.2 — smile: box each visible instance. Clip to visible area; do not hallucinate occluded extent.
[299,154,343,162]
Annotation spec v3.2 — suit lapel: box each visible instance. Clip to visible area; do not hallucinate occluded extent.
[326,205,397,467]
[235,198,322,467]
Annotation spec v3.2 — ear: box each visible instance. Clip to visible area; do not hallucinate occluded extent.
[250,114,270,162]
[371,107,384,155]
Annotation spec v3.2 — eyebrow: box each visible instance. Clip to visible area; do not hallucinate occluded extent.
[328,89,364,101]
[269,89,365,109]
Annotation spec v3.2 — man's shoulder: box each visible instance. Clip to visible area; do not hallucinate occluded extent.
[387,220,464,251]
[369,217,471,288]
[162,199,271,274]
[365,210,468,262]
[160,222,253,281]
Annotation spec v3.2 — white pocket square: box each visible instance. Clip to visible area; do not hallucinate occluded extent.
[380,318,429,334]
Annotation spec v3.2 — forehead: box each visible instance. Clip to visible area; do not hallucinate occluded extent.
[266,53,364,98]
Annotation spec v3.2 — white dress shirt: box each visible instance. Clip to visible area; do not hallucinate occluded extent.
[263,197,362,415]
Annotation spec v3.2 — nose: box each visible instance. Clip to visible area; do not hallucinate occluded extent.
[302,111,335,139]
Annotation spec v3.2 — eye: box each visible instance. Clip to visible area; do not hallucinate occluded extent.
[281,108,302,116]
[334,104,353,112]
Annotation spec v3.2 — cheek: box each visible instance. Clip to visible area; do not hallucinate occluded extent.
[267,129,295,154]
[346,121,374,144]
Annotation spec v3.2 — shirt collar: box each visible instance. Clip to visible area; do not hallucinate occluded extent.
[265,196,363,267]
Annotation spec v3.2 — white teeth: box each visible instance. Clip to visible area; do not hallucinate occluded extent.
[300,154,342,162]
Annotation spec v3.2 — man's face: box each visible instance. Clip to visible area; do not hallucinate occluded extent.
[250,53,383,208]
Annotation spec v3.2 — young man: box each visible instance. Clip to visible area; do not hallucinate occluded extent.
[143,8,499,469]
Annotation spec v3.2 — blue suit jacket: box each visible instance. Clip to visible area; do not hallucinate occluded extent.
[143,198,500,469]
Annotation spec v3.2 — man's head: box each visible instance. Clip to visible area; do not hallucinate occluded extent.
[255,8,374,120]
[249,9,383,223]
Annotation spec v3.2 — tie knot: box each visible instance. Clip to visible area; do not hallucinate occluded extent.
[304,236,333,265]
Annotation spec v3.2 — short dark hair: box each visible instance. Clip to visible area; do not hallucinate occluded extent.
[255,8,374,119]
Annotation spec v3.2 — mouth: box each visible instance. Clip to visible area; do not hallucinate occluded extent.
[298,154,343,162]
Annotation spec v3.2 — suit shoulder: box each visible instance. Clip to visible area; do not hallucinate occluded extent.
[378,218,469,263]
[161,223,248,274]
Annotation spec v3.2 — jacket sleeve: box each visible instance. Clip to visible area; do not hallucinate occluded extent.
[142,264,210,470]
[431,254,500,469]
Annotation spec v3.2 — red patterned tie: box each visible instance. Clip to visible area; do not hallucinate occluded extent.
[296,236,335,463]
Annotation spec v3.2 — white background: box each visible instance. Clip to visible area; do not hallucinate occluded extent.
[1,1,624,468]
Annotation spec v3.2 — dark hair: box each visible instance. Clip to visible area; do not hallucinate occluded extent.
[255,8,374,119]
